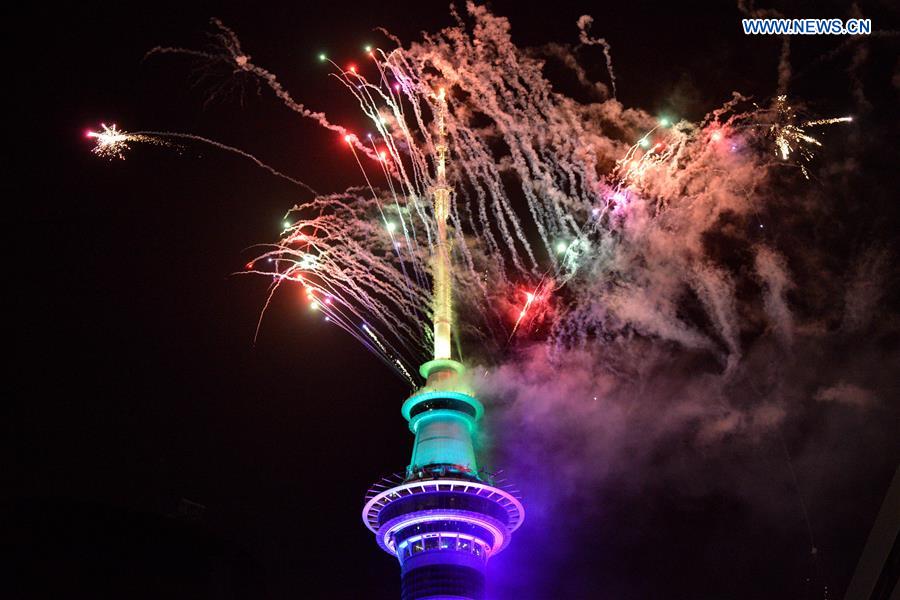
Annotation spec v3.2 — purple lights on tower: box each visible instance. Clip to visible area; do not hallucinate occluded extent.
[362,359,524,600]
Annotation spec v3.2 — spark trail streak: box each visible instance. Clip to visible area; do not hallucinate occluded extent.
[87,123,164,159]
[87,124,316,193]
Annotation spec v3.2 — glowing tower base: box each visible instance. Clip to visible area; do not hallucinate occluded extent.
[363,359,524,600]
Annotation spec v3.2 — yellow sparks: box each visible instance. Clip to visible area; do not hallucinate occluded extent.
[768,96,852,179]
[86,123,163,159]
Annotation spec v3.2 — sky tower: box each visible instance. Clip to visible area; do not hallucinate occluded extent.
[362,90,524,600]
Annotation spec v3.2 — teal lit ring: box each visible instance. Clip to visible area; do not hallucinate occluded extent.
[419,359,465,379]
[402,390,484,423]
[409,408,476,435]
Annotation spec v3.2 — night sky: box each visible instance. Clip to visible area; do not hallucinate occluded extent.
[9,1,900,599]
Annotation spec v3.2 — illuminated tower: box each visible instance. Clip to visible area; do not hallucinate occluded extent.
[362,90,524,600]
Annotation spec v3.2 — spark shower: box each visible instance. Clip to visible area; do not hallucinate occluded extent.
[88,5,852,389]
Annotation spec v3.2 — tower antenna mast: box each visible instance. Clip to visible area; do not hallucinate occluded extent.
[432,87,452,361]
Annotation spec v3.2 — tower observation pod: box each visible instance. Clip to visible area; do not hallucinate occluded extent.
[362,90,524,600]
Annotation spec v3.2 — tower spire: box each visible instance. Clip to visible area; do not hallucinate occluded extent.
[432,87,453,361]
[363,86,523,600]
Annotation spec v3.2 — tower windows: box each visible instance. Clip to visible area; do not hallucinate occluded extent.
[397,533,490,563]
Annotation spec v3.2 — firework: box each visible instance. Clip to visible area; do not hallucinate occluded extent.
[105,8,855,383]
[766,95,853,178]
[87,124,316,193]
[86,123,163,159]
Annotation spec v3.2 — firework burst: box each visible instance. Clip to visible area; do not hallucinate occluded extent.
[96,8,856,384]
[766,95,853,178]
[86,123,164,159]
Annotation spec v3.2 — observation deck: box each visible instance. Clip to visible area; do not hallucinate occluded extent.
[362,359,523,600]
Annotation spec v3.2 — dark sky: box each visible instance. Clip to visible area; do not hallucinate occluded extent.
[9,1,899,599]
